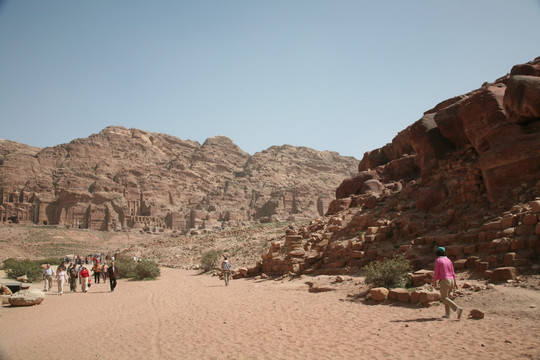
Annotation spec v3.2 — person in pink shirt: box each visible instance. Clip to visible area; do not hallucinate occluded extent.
[433,247,463,319]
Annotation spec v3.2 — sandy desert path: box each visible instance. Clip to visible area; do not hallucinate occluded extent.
[1,268,539,360]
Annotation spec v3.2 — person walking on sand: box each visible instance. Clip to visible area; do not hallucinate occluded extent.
[55,267,67,295]
[433,247,463,319]
[107,261,118,292]
[221,256,232,286]
[67,263,78,292]
[102,263,109,282]
[80,265,90,293]
[43,264,54,292]
[77,263,83,285]
[92,261,102,284]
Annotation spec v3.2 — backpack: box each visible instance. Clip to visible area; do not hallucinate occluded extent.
[222,260,231,271]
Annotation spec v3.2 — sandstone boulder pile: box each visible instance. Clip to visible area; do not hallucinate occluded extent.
[243,57,540,279]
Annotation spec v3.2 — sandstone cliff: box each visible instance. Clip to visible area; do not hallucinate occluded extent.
[0,128,358,231]
[253,57,540,278]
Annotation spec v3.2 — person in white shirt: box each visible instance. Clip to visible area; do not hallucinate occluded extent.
[55,268,67,295]
[42,264,54,292]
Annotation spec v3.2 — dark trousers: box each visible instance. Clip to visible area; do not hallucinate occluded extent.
[69,278,77,291]
[109,277,117,291]
[94,272,101,283]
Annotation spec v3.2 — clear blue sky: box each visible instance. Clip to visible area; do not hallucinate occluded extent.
[1,1,539,158]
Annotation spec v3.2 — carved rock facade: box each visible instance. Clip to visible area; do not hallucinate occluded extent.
[0,130,358,232]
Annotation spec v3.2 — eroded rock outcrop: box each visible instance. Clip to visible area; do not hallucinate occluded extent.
[249,57,540,279]
[337,56,540,208]
[0,130,358,232]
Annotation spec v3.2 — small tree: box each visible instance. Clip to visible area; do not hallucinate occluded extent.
[133,259,161,280]
[200,249,223,272]
[364,255,411,288]
[116,256,137,279]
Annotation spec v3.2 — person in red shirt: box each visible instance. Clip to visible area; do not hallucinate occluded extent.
[433,247,463,319]
[79,266,90,293]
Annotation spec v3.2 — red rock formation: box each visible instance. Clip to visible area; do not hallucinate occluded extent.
[339,57,540,205]
[335,171,378,199]
[0,128,358,231]
[504,75,540,124]
[251,57,540,279]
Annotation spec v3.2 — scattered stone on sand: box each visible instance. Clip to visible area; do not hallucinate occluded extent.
[469,309,485,319]
[8,289,45,307]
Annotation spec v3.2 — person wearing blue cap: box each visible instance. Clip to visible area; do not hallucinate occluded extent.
[433,247,463,319]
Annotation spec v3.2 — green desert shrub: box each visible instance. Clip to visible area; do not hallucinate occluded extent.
[364,255,411,289]
[115,256,137,279]
[2,258,19,270]
[200,249,223,272]
[133,259,161,280]
[4,259,43,283]
[113,257,160,280]
[39,257,63,266]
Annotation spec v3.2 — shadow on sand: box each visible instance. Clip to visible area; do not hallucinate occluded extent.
[391,317,443,323]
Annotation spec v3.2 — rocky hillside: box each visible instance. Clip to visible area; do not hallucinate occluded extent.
[0,128,358,231]
[251,57,540,279]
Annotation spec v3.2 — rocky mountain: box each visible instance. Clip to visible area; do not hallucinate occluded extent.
[0,127,358,231]
[253,57,540,279]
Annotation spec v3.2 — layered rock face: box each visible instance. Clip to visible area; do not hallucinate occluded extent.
[341,57,540,207]
[0,128,358,231]
[252,57,540,278]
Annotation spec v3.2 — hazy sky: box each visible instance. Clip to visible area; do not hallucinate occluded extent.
[1,1,539,158]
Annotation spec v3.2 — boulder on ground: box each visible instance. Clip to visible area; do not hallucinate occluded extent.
[389,288,410,303]
[469,309,485,319]
[418,290,441,304]
[370,287,389,301]
[490,267,518,281]
[8,289,45,307]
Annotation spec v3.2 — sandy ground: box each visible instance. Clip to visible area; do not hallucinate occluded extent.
[1,268,540,360]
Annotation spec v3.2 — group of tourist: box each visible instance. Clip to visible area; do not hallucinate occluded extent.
[70,253,118,266]
[43,259,118,295]
[44,248,461,319]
